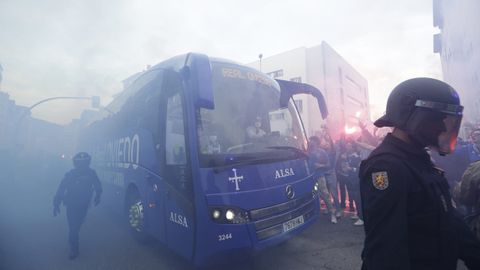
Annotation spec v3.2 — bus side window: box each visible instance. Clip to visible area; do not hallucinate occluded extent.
[165,86,186,165]
[136,78,163,142]
[121,70,162,130]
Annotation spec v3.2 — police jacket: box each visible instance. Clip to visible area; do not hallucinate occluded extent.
[359,134,480,270]
[54,168,102,208]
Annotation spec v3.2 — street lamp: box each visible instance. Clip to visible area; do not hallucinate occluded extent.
[27,96,101,112]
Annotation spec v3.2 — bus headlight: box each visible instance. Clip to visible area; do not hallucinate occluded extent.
[312,181,320,197]
[212,209,221,220]
[225,209,235,221]
[210,206,250,224]
[313,181,320,192]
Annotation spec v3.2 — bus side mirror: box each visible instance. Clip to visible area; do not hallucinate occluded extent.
[185,54,215,110]
[276,79,328,119]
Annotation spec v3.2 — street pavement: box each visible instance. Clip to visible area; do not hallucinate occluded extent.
[0,176,468,270]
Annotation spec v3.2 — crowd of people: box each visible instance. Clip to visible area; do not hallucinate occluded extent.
[309,114,480,229]
[308,117,480,235]
[307,122,382,226]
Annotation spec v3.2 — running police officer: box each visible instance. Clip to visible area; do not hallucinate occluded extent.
[53,152,102,260]
[359,78,480,270]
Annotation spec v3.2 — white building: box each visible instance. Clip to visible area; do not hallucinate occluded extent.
[247,42,369,140]
[433,0,480,124]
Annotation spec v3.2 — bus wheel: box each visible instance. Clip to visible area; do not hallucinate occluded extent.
[126,189,151,243]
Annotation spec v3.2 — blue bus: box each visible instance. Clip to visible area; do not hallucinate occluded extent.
[79,53,328,267]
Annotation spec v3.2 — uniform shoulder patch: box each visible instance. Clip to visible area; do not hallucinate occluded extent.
[371,171,389,190]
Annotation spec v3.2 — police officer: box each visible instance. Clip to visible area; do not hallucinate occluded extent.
[359,78,480,270]
[53,152,102,260]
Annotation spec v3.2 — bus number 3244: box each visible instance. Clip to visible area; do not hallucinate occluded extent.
[218,233,232,242]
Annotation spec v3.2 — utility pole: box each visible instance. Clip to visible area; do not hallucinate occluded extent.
[258,54,263,72]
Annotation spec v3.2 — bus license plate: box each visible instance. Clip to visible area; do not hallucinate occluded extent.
[282,215,304,233]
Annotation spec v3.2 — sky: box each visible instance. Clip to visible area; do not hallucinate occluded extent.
[0,0,441,124]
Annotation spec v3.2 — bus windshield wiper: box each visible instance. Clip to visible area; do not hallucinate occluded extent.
[211,147,307,172]
[212,154,289,173]
[265,146,308,158]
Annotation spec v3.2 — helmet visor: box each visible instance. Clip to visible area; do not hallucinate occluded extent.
[415,100,463,116]
[430,115,462,155]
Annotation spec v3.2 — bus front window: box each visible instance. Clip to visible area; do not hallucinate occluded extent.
[197,62,307,167]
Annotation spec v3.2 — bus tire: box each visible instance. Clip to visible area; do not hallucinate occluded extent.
[125,187,152,244]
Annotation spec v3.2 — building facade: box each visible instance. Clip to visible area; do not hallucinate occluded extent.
[0,92,28,152]
[247,42,369,140]
[0,91,69,170]
[433,0,480,124]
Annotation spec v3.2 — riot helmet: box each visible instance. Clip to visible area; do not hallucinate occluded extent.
[374,77,463,155]
[73,152,91,169]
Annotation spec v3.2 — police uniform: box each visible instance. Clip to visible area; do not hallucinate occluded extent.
[360,78,480,270]
[53,152,102,259]
[360,134,480,269]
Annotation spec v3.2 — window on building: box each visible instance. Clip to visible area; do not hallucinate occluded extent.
[340,87,344,105]
[290,77,302,83]
[433,0,444,28]
[346,95,363,107]
[434,33,442,53]
[266,69,284,78]
[294,99,303,113]
[269,112,285,120]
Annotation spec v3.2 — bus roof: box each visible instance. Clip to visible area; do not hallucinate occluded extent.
[87,53,271,126]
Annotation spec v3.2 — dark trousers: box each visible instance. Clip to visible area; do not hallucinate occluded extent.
[66,205,88,252]
[346,175,363,219]
[337,174,353,209]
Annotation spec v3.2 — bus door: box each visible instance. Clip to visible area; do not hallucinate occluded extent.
[161,70,195,260]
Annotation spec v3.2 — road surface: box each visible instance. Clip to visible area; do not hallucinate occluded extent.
[0,175,468,270]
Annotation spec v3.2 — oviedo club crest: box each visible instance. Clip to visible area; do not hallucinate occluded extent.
[371,171,389,190]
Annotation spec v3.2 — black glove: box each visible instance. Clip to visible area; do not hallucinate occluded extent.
[94,196,101,206]
[53,206,60,217]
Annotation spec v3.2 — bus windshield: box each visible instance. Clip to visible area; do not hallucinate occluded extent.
[197,62,307,167]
